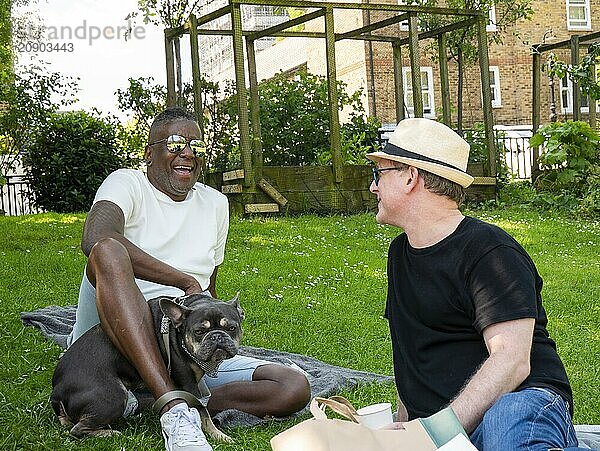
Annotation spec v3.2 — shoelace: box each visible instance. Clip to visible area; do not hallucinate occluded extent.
[167,408,209,446]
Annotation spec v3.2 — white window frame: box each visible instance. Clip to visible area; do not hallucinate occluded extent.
[487,5,497,32]
[402,66,435,118]
[489,66,502,108]
[559,74,590,114]
[566,0,591,31]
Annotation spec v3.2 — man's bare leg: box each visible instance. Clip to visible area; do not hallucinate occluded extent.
[207,365,310,418]
[86,238,181,413]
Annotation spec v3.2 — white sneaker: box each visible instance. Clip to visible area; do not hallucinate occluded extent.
[160,403,213,451]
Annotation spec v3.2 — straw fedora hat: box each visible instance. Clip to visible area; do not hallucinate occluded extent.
[366,118,474,188]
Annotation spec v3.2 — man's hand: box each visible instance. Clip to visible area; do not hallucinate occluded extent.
[182,277,204,296]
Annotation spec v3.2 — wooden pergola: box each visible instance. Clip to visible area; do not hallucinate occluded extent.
[163,0,496,212]
[531,30,600,181]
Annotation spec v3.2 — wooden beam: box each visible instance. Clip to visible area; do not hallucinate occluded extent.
[408,14,423,117]
[223,169,245,181]
[336,13,409,40]
[392,42,404,122]
[164,32,176,107]
[245,203,280,213]
[231,2,254,187]
[222,184,243,194]
[571,35,581,121]
[325,7,343,183]
[246,37,264,180]
[230,0,482,18]
[472,176,496,185]
[477,16,496,177]
[249,9,325,41]
[395,17,478,46]
[532,51,542,182]
[188,14,204,140]
[438,33,451,126]
[257,178,288,206]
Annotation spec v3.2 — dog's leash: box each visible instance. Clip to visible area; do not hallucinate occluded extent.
[158,296,213,410]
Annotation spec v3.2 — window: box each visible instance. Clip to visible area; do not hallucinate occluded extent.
[487,5,497,32]
[566,0,591,30]
[402,67,435,117]
[560,75,589,114]
[489,66,502,108]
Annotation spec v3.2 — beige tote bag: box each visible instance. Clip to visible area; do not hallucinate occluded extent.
[271,396,469,451]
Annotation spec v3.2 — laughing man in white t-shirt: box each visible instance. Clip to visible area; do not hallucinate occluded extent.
[67,107,310,451]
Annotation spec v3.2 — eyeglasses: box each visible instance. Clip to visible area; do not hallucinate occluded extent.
[148,134,207,157]
[372,167,405,186]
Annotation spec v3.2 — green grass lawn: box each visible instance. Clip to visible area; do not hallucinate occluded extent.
[0,206,598,450]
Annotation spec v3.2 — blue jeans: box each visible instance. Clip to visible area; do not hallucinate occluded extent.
[469,388,587,451]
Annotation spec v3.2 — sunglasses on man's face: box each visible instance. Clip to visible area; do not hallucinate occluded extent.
[372,166,405,186]
[148,134,207,157]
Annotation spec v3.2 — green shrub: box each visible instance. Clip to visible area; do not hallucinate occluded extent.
[462,123,509,180]
[253,71,380,166]
[529,120,600,216]
[24,111,139,213]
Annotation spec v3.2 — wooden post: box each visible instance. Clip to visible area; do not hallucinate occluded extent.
[532,49,542,182]
[438,33,451,126]
[325,6,343,183]
[246,37,263,180]
[408,14,423,117]
[231,0,254,188]
[188,14,204,140]
[571,35,580,121]
[164,32,176,107]
[476,15,496,177]
[392,41,404,123]
[589,46,597,129]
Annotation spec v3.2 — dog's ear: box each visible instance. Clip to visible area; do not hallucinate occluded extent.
[228,291,245,321]
[159,297,191,327]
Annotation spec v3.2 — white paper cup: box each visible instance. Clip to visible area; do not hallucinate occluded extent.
[356,402,393,429]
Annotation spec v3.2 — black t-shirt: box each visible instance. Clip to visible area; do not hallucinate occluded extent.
[385,216,573,419]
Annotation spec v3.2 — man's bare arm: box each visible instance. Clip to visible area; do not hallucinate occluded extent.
[82,200,202,294]
[449,317,535,433]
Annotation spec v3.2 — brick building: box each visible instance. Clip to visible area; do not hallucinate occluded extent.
[203,0,600,130]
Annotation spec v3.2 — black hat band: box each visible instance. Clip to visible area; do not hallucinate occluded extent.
[383,142,464,173]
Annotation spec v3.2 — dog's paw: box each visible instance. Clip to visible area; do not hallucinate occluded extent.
[208,428,234,443]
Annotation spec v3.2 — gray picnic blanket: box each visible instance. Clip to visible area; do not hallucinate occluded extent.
[20,304,394,429]
[19,306,600,448]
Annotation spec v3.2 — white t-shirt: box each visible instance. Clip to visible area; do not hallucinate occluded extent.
[94,169,229,299]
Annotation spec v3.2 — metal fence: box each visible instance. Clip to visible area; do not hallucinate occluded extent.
[1,130,537,216]
[496,128,535,180]
[0,175,42,216]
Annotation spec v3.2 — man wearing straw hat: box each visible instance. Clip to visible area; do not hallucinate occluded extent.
[367,118,585,450]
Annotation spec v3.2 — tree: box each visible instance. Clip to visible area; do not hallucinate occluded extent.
[24,111,139,213]
[248,71,380,167]
[0,0,12,77]
[0,67,78,185]
[115,76,237,171]
[126,1,204,103]
[417,0,533,131]
[546,42,600,104]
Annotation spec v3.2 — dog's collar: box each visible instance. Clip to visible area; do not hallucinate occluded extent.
[180,339,222,377]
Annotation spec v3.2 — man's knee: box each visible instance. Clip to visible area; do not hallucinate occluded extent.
[255,364,311,415]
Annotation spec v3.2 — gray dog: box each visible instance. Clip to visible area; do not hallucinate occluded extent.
[51,293,244,442]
